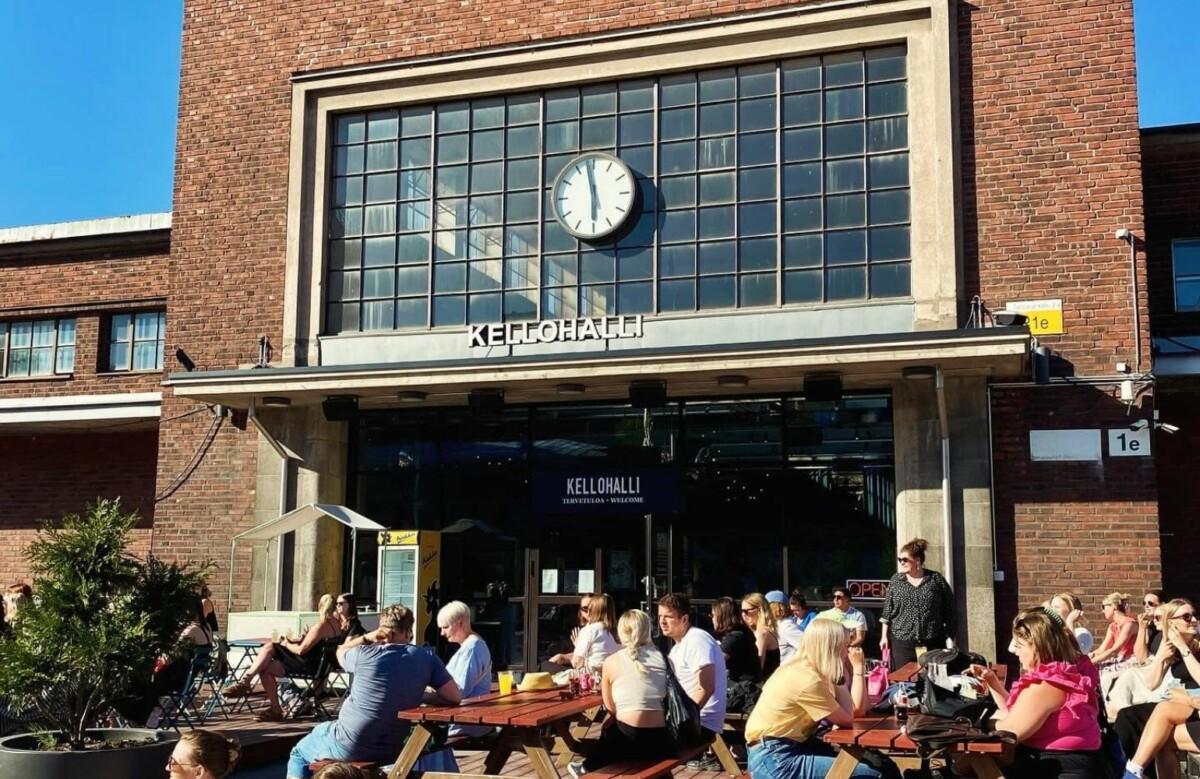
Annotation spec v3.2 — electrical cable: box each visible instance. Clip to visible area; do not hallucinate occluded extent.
[154,412,224,503]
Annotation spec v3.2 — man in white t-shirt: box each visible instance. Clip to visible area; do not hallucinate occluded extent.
[658,592,727,739]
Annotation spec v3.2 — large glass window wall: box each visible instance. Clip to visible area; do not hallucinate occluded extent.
[350,394,894,610]
[327,46,910,333]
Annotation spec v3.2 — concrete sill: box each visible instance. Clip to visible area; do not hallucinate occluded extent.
[0,373,73,384]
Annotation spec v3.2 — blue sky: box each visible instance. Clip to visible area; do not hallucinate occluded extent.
[0,1,1195,229]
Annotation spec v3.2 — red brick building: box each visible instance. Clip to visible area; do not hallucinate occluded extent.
[0,215,169,583]
[1143,123,1200,599]
[1,0,1179,665]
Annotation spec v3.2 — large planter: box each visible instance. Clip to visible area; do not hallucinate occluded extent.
[0,728,177,778]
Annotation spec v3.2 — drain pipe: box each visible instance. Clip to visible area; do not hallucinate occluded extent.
[936,367,954,591]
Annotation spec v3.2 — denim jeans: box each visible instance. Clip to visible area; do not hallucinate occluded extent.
[287,722,352,778]
[748,737,883,779]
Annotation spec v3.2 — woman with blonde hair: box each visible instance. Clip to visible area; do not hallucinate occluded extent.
[1050,592,1094,653]
[741,592,781,679]
[222,593,342,721]
[570,609,673,775]
[1115,598,1200,778]
[746,618,879,778]
[969,608,1109,777]
[551,592,618,676]
[1090,592,1138,666]
[165,730,241,778]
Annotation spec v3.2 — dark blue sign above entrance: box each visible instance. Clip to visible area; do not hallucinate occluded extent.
[532,467,680,516]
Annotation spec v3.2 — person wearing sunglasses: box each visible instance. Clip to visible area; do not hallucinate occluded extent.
[1116,599,1200,778]
[166,730,241,778]
[816,587,868,648]
[1090,592,1138,667]
[968,608,1110,778]
[1134,589,1167,664]
[878,538,955,670]
[741,592,781,680]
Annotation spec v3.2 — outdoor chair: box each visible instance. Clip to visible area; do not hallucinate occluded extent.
[156,646,212,732]
[280,639,339,721]
[193,637,233,723]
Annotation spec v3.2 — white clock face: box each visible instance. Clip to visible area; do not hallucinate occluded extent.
[552,152,636,240]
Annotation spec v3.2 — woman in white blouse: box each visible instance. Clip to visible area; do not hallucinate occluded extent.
[551,592,619,675]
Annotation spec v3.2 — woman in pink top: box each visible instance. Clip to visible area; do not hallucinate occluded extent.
[1091,592,1138,666]
[971,608,1111,778]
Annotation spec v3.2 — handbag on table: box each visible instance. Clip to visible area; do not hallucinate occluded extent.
[868,648,891,700]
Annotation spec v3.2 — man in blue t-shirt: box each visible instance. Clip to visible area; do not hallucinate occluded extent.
[286,604,462,779]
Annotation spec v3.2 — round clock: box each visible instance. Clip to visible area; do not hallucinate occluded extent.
[551,152,637,241]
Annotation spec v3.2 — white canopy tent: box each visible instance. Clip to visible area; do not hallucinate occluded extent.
[226,503,387,615]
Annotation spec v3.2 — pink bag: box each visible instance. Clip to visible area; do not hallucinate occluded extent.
[868,649,891,700]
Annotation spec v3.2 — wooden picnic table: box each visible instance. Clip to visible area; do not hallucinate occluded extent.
[391,687,603,779]
[889,661,1008,685]
[822,713,1012,779]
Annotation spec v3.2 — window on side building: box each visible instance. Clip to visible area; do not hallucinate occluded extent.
[0,318,76,378]
[107,311,167,371]
[324,45,911,334]
[1175,239,1200,312]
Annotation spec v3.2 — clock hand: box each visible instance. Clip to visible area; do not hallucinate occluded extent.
[586,158,598,222]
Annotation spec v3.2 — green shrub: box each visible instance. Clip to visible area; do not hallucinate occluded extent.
[0,499,209,749]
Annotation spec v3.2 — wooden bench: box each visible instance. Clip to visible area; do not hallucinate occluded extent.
[308,734,499,776]
[584,744,710,779]
[308,758,381,775]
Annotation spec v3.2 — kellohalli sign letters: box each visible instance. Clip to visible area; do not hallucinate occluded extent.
[532,466,679,516]
[469,315,643,348]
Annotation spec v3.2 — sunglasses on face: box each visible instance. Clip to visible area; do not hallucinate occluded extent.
[897,557,913,564]
[167,755,199,769]
[741,607,758,615]
[1174,612,1197,623]
[1145,600,1159,607]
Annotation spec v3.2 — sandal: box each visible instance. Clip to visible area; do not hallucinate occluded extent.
[221,681,252,698]
[254,706,284,722]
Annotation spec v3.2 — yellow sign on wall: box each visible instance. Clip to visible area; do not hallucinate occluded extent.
[1007,298,1064,335]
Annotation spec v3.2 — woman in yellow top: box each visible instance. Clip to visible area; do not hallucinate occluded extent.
[745,618,882,778]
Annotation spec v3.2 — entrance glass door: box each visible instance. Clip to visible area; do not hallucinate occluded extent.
[524,515,657,670]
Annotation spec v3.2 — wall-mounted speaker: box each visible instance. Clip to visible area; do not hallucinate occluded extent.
[629,380,668,409]
[803,374,843,403]
[468,388,505,416]
[322,395,359,422]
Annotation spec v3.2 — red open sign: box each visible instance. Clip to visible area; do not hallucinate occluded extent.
[846,579,890,601]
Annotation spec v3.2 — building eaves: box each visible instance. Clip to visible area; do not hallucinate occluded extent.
[0,213,172,260]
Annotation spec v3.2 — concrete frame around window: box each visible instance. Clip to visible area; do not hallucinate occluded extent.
[281,0,961,367]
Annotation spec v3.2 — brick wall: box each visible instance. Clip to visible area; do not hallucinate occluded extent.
[0,237,169,583]
[1141,127,1200,601]
[0,244,169,399]
[1155,391,1200,599]
[1143,127,1200,339]
[161,0,1149,611]
[991,385,1160,645]
[959,0,1147,377]
[0,431,157,585]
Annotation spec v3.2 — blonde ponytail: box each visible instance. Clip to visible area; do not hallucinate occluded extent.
[618,609,653,676]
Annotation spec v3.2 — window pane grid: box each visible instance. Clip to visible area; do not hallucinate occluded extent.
[325,46,908,334]
[1,318,75,378]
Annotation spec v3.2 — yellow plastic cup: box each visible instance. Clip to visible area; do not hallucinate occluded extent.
[498,670,514,695]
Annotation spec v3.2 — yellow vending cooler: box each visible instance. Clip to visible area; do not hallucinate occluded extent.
[376,530,441,646]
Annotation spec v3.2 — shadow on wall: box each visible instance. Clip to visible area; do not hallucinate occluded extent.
[0,431,159,532]
[989,382,1158,660]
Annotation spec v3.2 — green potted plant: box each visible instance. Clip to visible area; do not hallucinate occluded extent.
[0,499,209,777]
